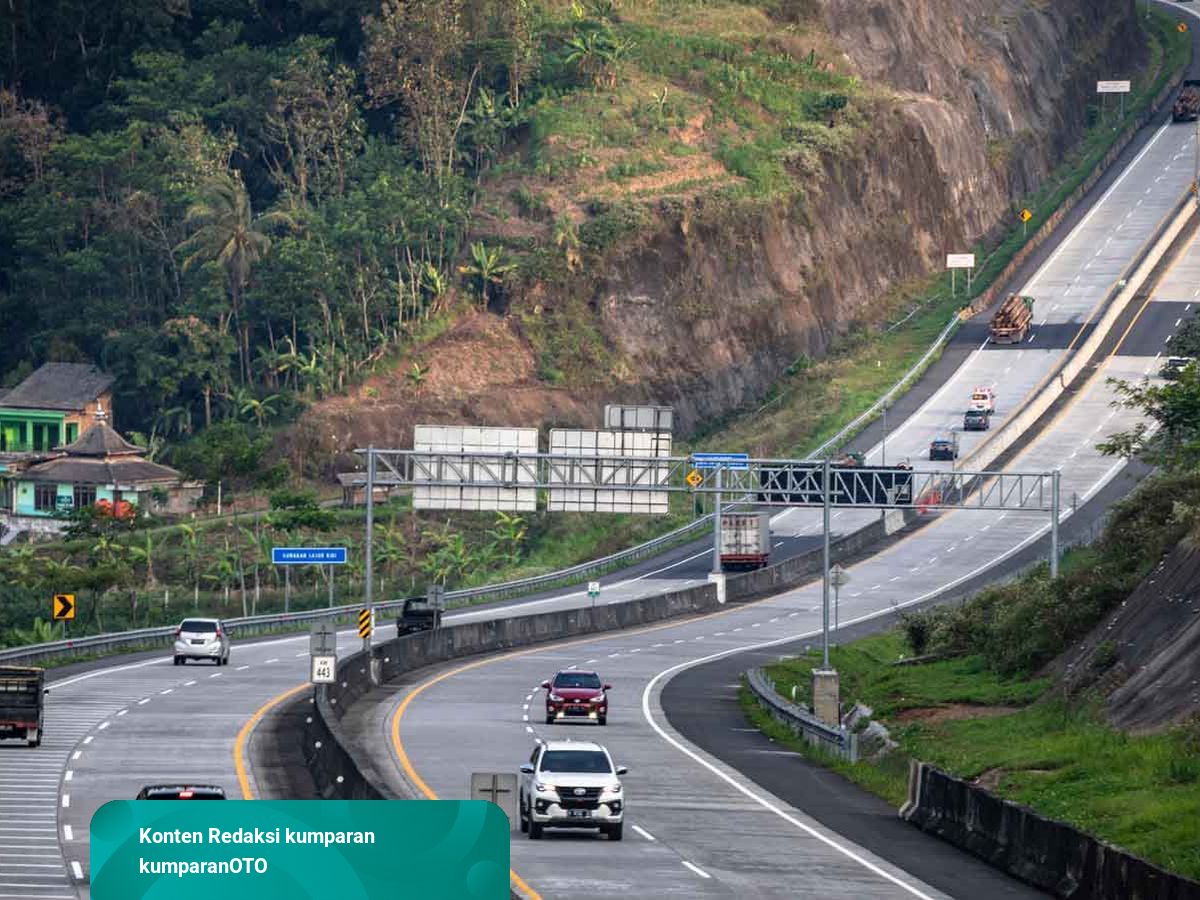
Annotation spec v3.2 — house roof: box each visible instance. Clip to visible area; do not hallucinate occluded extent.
[18,421,183,487]
[19,455,182,486]
[54,422,141,457]
[0,363,113,412]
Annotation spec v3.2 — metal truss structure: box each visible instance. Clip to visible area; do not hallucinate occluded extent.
[356,448,1058,513]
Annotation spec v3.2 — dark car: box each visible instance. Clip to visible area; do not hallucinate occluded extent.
[542,671,610,725]
[136,784,226,800]
[1160,356,1194,379]
[929,437,957,461]
[963,409,991,431]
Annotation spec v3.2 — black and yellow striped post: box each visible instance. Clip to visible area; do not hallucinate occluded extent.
[357,608,373,641]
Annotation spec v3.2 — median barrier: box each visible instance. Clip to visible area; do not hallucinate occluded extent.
[901,762,1200,899]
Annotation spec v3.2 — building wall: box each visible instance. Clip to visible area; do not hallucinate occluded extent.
[64,390,114,434]
[0,409,66,452]
[13,481,72,517]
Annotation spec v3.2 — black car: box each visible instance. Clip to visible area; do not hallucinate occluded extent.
[929,437,957,460]
[1160,356,1194,379]
[136,784,226,800]
[963,409,991,431]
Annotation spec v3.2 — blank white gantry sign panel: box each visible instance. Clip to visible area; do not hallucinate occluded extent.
[412,425,538,511]
[547,429,671,514]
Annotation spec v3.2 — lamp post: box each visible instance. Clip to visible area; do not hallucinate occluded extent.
[830,564,849,640]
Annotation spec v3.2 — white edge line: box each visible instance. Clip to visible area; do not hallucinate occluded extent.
[681,861,711,879]
[71,861,83,880]
[632,824,656,841]
[639,458,1132,900]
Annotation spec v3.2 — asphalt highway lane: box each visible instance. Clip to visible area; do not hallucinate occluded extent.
[2,21,1197,900]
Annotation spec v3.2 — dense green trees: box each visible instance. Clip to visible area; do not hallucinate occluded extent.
[0,0,543,451]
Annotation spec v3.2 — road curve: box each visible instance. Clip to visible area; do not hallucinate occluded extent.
[1,13,1196,898]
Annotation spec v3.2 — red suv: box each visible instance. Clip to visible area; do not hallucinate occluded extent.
[543,671,610,725]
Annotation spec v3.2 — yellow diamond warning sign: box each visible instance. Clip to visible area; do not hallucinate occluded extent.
[685,470,703,488]
[1019,208,1033,223]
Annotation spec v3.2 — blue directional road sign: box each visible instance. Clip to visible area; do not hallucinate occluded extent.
[692,452,750,471]
[271,547,348,565]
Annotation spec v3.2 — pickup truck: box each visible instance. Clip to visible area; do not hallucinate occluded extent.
[969,387,996,414]
[395,597,442,636]
[0,666,48,747]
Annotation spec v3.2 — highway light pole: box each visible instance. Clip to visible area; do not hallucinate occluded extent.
[1050,469,1061,579]
[821,458,831,668]
[365,445,375,655]
[712,467,723,576]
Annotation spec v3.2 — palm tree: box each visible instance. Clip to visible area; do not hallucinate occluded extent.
[240,394,281,429]
[179,525,204,609]
[175,173,296,383]
[458,242,517,311]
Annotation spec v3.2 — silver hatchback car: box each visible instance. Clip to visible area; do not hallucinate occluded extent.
[173,618,230,666]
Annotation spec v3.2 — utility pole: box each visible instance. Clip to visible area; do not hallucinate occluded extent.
[1050,469,1061,578]
[812,458,840,726]
[364,445,375,654]
[711,467,723,576]
[821,458,831,669]
[881,403,887,466]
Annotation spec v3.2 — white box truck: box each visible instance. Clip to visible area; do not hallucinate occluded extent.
[719,513,771,571]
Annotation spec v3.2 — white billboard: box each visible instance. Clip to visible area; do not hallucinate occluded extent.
[946,253,976,268]
[603,404,674,432]
[412,425,538,511]
[547,429,671,514]
[1096,80,1131,93]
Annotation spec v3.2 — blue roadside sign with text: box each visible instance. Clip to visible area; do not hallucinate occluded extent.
[692,453,750,471]
[271,547,348,565]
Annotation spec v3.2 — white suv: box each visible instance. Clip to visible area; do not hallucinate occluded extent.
[173,618,230,666]
[518,740,626,841]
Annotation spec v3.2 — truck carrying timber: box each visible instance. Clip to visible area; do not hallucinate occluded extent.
[719,513,771,571]
[0,666,48,747]
[1173,80,1200,123]
[989,294,1034,344]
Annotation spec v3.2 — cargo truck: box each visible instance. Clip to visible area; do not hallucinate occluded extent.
[719,513,771,571]
[1173,80,1200,123]
[989,294,1034,344]
[0,666,48,747]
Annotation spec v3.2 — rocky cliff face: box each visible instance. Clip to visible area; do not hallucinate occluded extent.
[298,0,1146,462]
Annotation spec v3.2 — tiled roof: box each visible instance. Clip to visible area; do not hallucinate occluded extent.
[0,363,113,411]
[54,422,141,457]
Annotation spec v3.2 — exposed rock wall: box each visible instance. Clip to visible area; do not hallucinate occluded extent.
[298,0,1148,459]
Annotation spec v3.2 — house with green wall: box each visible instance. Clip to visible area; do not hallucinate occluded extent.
[0,362,114,453]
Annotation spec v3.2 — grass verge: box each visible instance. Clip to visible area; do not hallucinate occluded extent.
[745,630,1200,880]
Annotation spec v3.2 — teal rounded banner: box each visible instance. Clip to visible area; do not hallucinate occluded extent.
[90,800,509,899]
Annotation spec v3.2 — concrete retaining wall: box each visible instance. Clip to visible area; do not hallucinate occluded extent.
[725,509,915,602]
[901,762,1200,899]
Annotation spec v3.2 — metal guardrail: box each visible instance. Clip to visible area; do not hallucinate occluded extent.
[745,666,858,762]
[811,313,962,460]
[0,516,717,666]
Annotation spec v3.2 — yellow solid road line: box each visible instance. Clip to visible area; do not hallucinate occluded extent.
[388,602,798,900]
[234,682,310,800]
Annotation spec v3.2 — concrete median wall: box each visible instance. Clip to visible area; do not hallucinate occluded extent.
[901,762,1200,899]
[725,509,915,602]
